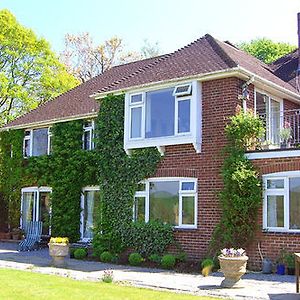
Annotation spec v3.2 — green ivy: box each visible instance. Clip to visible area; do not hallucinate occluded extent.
[209,110,265,252]
[94,94,162,253]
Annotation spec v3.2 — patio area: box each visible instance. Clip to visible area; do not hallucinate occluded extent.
[0,242,298,300]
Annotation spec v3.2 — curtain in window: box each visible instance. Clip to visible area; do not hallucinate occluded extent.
[22,192,35,230]
[84,191,95,239]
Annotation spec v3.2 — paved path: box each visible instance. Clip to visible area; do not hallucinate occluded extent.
[0,242,299,300]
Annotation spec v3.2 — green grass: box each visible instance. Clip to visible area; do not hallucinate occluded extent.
[0,268,220,300]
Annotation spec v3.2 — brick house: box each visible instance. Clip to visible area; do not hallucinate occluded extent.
[1,32,300,268]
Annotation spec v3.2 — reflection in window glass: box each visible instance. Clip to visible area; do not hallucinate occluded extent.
[178,99,190,133]
[32,128,48,156]
[182,196,194,225]
[131,107,142,138]
[267,195,284,227]
[267,179,284,189]
[181,182,195,191]
[134,197,145,222]
[149,181,179,225]
[289,178,300,229]
[145,88,175,138]
[22,192,35,230]
[83,130,91,150]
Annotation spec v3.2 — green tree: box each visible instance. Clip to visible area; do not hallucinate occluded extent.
[239,38,296,64]
[0,9,79,125]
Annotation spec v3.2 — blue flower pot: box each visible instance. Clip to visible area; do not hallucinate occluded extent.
[276,264,285,275]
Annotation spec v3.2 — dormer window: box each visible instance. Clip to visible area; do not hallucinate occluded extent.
[23,128,51,158]
[124,81,201,155]
[83,120,95,150]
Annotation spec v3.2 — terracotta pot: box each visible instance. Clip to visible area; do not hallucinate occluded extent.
[48,243,69,267]
[218,255,248,288]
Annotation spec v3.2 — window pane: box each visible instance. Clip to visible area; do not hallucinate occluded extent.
[39,192,51,235]
[131,94,143,104]
[22,192,35,230]
[149,181,179,225]
[181,182,195,191]
[178,99,190,133]
[131,107,142,138]
[182,196,195,225]
[267,179,284,189]
[134,196,145,222]
[24,139,31,157]
[267,195,284,227]
[32,128,48,156]
[145,88,175,138]
[83,190,100,239]
[289,178,300,229]
[83,130,91,150]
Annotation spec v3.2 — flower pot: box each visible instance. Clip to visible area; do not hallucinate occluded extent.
[276,264,285,275]
[48,243,69,267]
[218,255,248,288]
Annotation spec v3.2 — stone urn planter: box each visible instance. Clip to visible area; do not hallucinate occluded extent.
[48,237,69,267]
[218,248,248,288]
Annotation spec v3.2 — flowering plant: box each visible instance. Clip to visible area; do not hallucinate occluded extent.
[102,269,113,283]
[220,248,246,257]
[279,121,292,143]
[49,237,69,245]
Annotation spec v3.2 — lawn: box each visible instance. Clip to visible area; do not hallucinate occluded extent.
[0,268,220,300]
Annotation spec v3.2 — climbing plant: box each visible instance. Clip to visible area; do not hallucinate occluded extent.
[209,109,265,252]
[94,94,162,253]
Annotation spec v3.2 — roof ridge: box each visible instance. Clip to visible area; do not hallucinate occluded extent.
[204,34,237,68]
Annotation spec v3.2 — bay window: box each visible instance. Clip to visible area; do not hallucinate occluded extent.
[134,178,197,228]
[124,81,201,154]
[264,172,300,232]
[23,128,51,157]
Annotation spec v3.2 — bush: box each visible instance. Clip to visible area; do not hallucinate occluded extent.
[161,254,176,269]
[74,248,87,260]
[124,221,174,256]
[201,258,214,269]
[128,252,143,266]
[176,252,187,263]
[148,254,161,264]
[100,251,113,263]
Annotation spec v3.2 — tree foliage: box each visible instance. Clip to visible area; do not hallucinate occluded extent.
[0,9,79,125]
[239,38,296,64]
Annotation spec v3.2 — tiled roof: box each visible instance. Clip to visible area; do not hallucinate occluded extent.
[4,34,299,129]
[269,49,299,89]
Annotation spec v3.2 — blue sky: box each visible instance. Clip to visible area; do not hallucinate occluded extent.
[1,0,300,55]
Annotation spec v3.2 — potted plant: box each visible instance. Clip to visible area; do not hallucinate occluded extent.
[48,237,69,267]
[276,249,286,275]
[279,121,292,149]
[218,248,248,288]
[284,252,295,275]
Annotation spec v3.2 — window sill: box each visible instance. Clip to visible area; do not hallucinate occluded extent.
[262,228,300,234]
[174,225,197,231]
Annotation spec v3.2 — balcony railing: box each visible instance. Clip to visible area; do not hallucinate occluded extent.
[255,108,300,151]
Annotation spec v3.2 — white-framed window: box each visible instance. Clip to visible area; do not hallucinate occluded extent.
[124,81,201,154]
[80,186,100,241]
[263,171,300,232]
[23,127,51,158]
[133,178,197,229]
[83,120,95,150]
[21,187,52,235]
[255,90,283,145]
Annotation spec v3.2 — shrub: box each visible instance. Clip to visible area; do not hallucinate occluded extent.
[148,254,161,264]
[102,270,113,283]
[176,252,187,263]
[161,254,176,269]
[124,221,174,256]
[100,251,113,263]
[128,252,143,266]
[74,248,87,260]
[201,258,214,269]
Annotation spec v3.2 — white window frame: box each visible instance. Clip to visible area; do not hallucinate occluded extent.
[23,127,51,158]
[173,83,192,97]
[80,186,99,242]
[124,81,202,155]
[263,171,300,233]
[133,177,197,229]
[82,120,95,150]
[20,186,52,235]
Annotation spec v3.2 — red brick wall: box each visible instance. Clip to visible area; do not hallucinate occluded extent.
[152,77,243,259]
[247,157,300,270]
